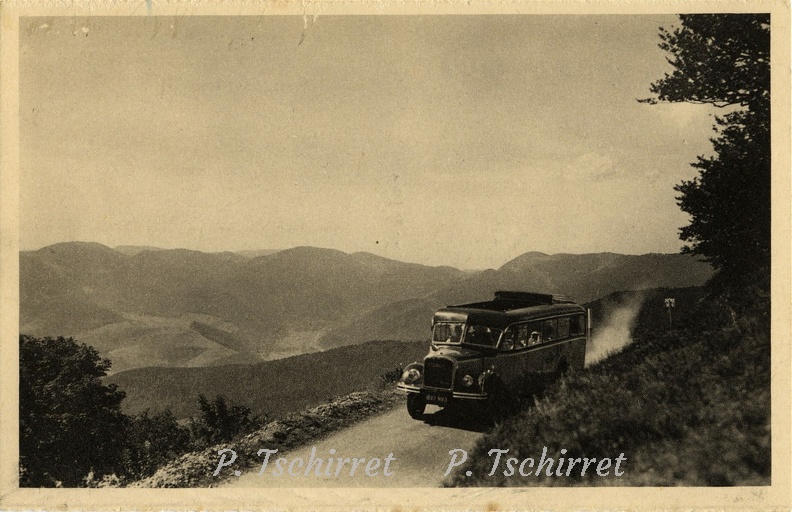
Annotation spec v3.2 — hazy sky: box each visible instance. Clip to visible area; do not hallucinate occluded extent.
[20,15,720,269]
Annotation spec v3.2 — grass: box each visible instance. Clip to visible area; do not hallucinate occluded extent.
[446,286,770,486]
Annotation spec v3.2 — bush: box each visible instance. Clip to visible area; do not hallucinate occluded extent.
[121,409,192,480]
[374,364,405,390]
[189,394,259,448]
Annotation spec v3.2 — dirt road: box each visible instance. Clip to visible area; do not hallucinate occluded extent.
[223,404,485,488]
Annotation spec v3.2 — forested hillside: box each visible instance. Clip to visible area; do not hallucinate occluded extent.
[107,339,427,419]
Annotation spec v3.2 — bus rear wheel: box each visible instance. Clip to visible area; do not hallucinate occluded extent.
[406,393,426,419]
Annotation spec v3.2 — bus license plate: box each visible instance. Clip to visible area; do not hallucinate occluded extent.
[425,392,450,405]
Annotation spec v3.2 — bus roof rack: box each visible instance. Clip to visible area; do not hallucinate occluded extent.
[450,291,578,311]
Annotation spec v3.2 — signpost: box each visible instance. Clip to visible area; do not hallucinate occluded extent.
[664,298,676,327]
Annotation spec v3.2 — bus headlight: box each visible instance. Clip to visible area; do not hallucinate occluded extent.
[401,368,421,385]
[461,374,474,387]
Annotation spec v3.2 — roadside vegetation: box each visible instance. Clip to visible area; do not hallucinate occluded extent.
[19,334,413,487]
[447,281,769,486]
[130,390,402,488]
[19,334,260,486]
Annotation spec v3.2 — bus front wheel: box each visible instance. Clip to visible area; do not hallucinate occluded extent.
[407,393,426,419]
[485,379,513,422]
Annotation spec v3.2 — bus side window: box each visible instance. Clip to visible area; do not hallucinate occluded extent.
[516,324,529,348]
[501,327,516,351]
[570,315,585,336]
[527,321,542,345]
[557,317,570,339]
[517,324,528,348]
[542,319,557,342]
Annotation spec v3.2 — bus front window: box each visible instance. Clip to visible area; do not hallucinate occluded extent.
[433,322,464,344]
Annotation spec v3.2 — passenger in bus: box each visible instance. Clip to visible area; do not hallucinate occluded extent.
[465,325,480,344]
[529,331,541,345]
[446,324,462,343]
[501,329,515,350]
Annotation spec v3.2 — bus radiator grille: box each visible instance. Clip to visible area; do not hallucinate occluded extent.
[424,358,454,389]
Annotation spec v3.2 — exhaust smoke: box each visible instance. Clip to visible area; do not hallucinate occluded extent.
[586,297,643,366]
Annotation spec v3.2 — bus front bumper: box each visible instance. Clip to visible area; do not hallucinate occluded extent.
[396,383,487,400]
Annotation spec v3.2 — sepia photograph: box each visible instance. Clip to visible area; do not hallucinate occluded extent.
[1,1,790,510]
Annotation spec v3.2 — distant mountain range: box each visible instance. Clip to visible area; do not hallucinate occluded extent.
[115,245,282,259]
[20,242,713,373]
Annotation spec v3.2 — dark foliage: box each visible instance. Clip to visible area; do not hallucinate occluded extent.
[19,334,258,486]
[675,111,770,280]
[189,394,259,447]
[644,14,770,281]
[120,409,192,480]
[647,15,769,110]
[375,364,406,390]
[19,335,128,487]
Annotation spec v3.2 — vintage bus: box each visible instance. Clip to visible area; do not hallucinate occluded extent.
[397,291,590,420]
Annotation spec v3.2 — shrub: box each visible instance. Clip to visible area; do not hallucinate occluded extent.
[121,409,192,480]
[189,394,260,448]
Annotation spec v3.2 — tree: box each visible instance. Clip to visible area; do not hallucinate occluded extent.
[644,14,770,286]
[19,335,128,486]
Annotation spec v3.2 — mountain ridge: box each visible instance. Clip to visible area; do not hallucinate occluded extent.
[20,242,713,373]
